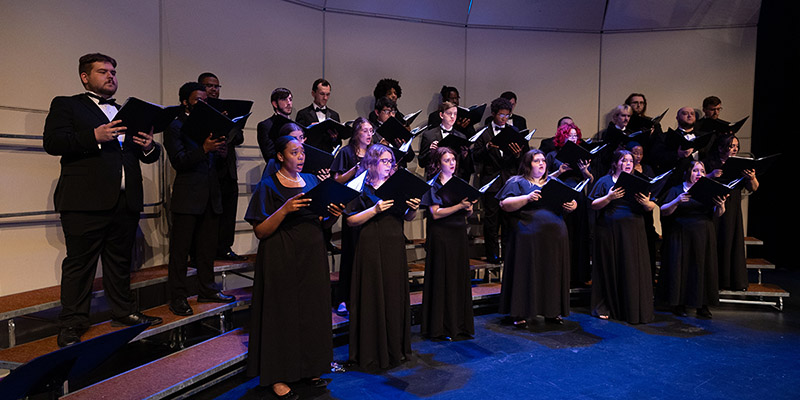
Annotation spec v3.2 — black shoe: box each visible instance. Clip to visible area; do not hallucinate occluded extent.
[57,326,83,348]
[197,292,236,303]
[111,312,163,327]
[432,335,453,342]
[672,305,688,317]
[169,298,193,316]
[304,377,331,388]
[545,316,564,325]
[216,250,247,261]
[696,306,713,319]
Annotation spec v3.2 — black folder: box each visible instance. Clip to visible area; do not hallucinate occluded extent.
[491,126,528,150]
[669,131,715,151]
[181,100,250,143]
[302,178,361,217]
[113,97,180,141]
[688,176,738,207]
[456,103,487,128]
[377,115,413,144]
[205,98,253,119]
[434,175,482,206]
[613,169,673,202]
[720,153,780,180]
[555,140,607,167]
[539,178,589,211]
[375,168,431,212]
[402,109,423,127]
[305,118,354,142]
[437,131,472,151]
[301,143,334,174]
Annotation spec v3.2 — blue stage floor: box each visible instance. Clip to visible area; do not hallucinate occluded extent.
[200,270,800,400]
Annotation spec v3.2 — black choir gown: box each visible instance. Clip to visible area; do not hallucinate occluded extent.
[704,157,749,291]
[546,150,592,287]
[330,145,364,309]
[346,184,412,369]
[589,174,654,324]
[658,184,720,308]
[244,173,333,386]
[496,176,571,320]
[420,177,474,339]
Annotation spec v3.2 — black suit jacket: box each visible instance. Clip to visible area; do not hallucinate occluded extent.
[295,104,340,127]
[418,126,471,179]
[43,93,161,212]
[472,124,527,191]
[164,116,223,215]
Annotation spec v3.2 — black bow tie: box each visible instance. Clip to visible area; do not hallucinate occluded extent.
[314,107,326,113]
[87,93,117,106]
[442,129,452,134]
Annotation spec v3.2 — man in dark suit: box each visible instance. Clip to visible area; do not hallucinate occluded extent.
[473,97,527,264]
[164,82,236,317]
[256,87,294,163]
[483,91,528,131]
[197,72,246,261]
[295,79,343,152]
[418,101,471,180]
[43,53,163,347]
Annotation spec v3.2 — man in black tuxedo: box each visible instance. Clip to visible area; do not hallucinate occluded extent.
[418,101,471,180]
[295,79,343,152]
[43,53,163,347]
[197,72,246,262]
[696,95,730,135]
[256,87,294,163]
[473,97,527,264]
[483,91,528,131]
[164,82,236,317]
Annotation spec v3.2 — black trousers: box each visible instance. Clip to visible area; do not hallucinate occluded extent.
[216,173,239,255]
[481,191,505,260]
[168,207,220,301]
[59,192,138,328]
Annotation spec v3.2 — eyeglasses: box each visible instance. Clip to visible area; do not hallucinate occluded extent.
[378,158,395,165]
[496,113,511,118]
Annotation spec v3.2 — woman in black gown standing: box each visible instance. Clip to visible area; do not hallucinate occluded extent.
[589,149,656,324]
[420,147,475,341]
[245,136,344,400]
[660,161,728,318]
[703,135,759,291]
[545,122,593,287]
[498,149,576,326]
[330,117,374,317]
[346,143,421,370]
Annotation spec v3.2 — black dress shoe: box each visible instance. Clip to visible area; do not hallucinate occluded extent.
[696,306,713,319]
[432,335,453,342]
[672,305,688,317]
[111,312,163,327]
[304,377,331,388]
[216,250,247,261]
[169,298,193,316]
[197,292,236,303]
[545,316,564,325]
[57,326,82,348]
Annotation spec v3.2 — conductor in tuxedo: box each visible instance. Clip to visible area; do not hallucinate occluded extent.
[43,53,163,347]
[164,82,236,317]
[295,79,342,152]
[197,72,246,262]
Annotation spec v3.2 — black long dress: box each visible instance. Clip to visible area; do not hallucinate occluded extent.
[419,177,474,339]
[346,184,411,369]
[244,173,333,386]
[658,184,720,308]
[496,176,571,319]
[330,145,364,309]
[703,157,749,291]
[589,174,654,324]
[546,150,592,287]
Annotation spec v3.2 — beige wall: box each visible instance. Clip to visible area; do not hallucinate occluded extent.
[0,0,757,295]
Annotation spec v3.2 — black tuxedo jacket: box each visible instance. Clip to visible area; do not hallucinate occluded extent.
[472,124,527,191]
[294,104,341,127]
[164,116,223,215]
[418,126,469,177]
[43,93,161,212]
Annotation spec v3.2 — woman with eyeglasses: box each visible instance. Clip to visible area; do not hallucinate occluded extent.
[345,143,421,370]
[244,135,345,400]
[659,160,727,318]
[420,147,476,341]
[703,135,758,292]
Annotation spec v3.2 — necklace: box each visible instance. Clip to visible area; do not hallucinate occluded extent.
[277,170,302,183]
